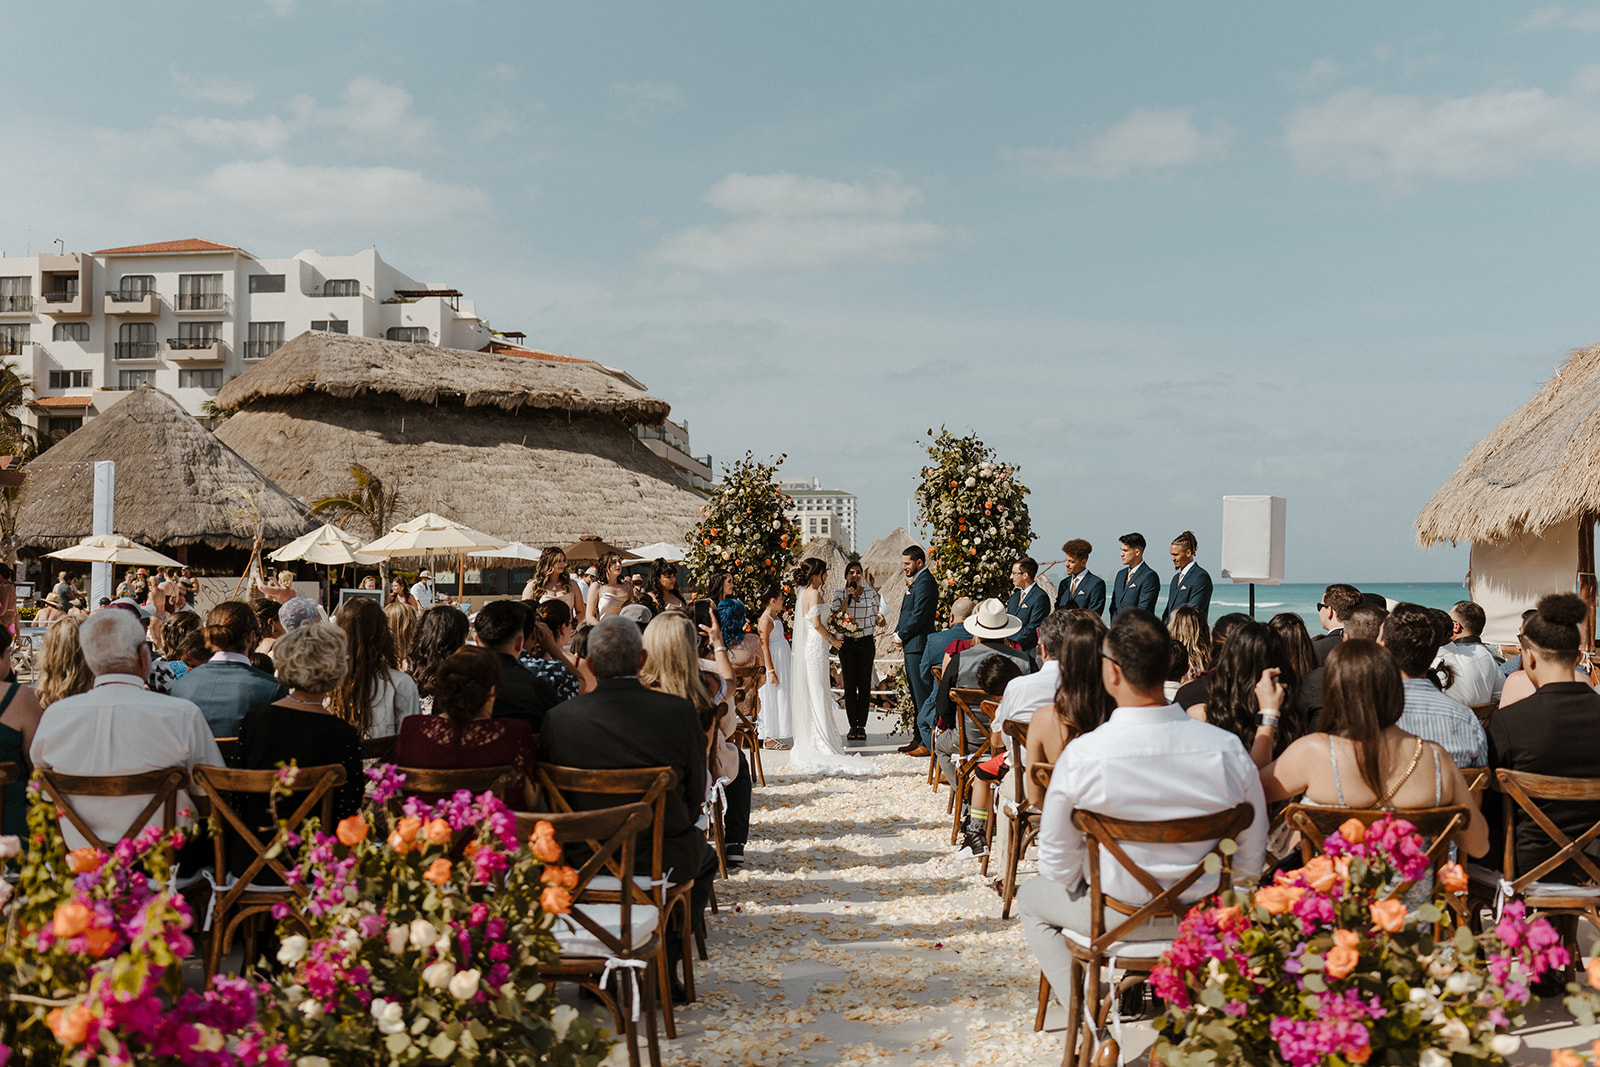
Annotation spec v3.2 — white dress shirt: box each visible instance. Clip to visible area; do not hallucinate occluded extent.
[993,659,1061,733]
[1435,640,1504,707]
[411,579,436,609]
[30,674,225,849]
[1037,703,1267,904]
[367,668,422,738]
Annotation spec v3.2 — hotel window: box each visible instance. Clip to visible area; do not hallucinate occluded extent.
[179,369,223,389]
[176,274,224,311]
[0,277,32,313]
[386,326,429,343]
[322,279,360,297]
[248,274,285,293]
[117,275,155,297]
[115,322,156,359]
[116,370,155,390]
[0,325,26,355]
[48,370,91,389]
[310,319,349,334]
[52,322,89,342]
[245,321,285,359]
[177,321,222,345]
[46,416,83,436]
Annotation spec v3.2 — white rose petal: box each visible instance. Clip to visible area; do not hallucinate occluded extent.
[600,1043,631,1067]
[1443,973,1471,995]
[448,968,481,1000]
[551,1003,579,1041]
[422,961,456,989]
[386,924,409,955]
[297,999,324,1021]
[408,919,437,949]
[297,1058,333,1067]
[277,934,308,966]
[371,998,406,1035]
[191,1025,225,1053]
[1437,1017,1470,1047]
[1488,1035,1521,1055]
[1419,1048,1451,1067]
[0,835,19,859]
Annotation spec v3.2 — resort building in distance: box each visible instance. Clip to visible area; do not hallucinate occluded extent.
[782,477,858,553]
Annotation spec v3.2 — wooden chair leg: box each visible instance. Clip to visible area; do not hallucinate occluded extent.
[1002,824,1029,921]
[709,879,719,916]
[654,944,677,1040]
[642,959,662,1067]
[1063,957,1083,1057]
[620,970,643,1067]
[1035,971,1052,1032]
[980,812,997,876]
[711,799,728,880]
[681,914,698,1000]
[749,737,765,787]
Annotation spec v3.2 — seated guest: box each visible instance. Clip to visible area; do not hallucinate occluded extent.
[474,600,560,732]
[1164,641,1190,701]
[955,654,1026,857]
[251,597,286,656]
[408,605,470,715]
[902,596,974,758]
[1188,620,1301,767]
[1269,612,1322,726]
[331,596,419,738]
[541,616,715,992]
[394,646,538,808]
[1018,609,1267,1008]
[279,596,323,635]
[1313,584,1363,664]
[171,601,287,737]
[31,610,223,849]
[1488,593,1600,880]
[36,592,68,625]
[36,617,95,709]
[228,623,364,877]
[934,598,1033,797]
[1173,612,1251,710]
[384,601,420,671]
[1262,639,1487,858]
[1377,603,1487,769]
[1168,606,1211,683]
[518,598,581,703]
[0,627,43,837]
[1025,613,1114,807]
[1437,600,1505,708]
[156,610,203,683]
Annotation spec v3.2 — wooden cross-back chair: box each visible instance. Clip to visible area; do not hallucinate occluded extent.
[36,767,189,854]
[1280,803,1472,924]
[386,764,520,843]
[997,720,1038,919]
[192,763,346,982]
[214,738,239,762]
[731,701,765,787]
[923,664,946,785]
[517,803,662,1067]
[945,689,997,844]
[1470,703,1497,726]
[360,735,398,763]
[1459,766,1491,808]
[1040,803,1255,1066]
[535,764,692,1038]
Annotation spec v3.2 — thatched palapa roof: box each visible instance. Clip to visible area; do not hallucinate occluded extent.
[214,332,671,426]
[16,386,314,550]
[1417,345,1600,546]
[214,332,706,548]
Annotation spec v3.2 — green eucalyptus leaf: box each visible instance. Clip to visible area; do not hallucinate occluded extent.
[1302,973,1327,993]
[1204,853,1222,875]
[1199,987,1225,1009]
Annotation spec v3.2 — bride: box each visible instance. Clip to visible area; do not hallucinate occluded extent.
[786,558,878,775]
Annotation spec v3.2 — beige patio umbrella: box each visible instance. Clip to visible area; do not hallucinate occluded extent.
[467,540,545,566]
[270,523,381,566]
[360,513,509,599]
[47,534,185,569]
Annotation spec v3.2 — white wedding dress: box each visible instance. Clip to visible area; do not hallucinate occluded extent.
[757,623,792,739]
[786,595,879,775]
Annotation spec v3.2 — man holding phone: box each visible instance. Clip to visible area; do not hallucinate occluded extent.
[832,561,885,742]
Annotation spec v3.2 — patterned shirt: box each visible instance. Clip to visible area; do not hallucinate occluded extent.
[829,584,882,638]
[518,653,580,703]
[1398,678,1487,768]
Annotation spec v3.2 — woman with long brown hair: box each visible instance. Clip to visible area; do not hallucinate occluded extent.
[526,547,583,616]
[385,601,421,672]
[35,618,94,708]
[1189,620,1302,767]
[1168,606,1212,682]
[584,551,631,626]
[330,596,419,738]
[1025,612,1114,807]
[407,604,470,716]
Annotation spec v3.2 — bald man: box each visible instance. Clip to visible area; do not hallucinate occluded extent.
[902,597,976,757]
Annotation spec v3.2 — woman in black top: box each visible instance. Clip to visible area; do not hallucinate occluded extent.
[229,622,364,875]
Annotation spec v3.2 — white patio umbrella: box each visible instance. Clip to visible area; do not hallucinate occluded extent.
[360,513,509,599]
[47,534,184,569]
[270,523,381,566]
[630,541,687,563]
[467,540,545,563]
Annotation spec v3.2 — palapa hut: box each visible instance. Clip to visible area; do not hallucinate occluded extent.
[15,385,314,564]
[1416,345,1600,645]
[212,332,705,549]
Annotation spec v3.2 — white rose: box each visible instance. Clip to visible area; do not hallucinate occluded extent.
[448,968,481,1000]
[386,924,409,955]
[0,835,19,859]
[1443,973,1473,995]
[600,1042,631,1067]
[422,961,456,989]
[1436,1017,1470,1047]
[408,919,437,949]
[336,928,361,954]
[371,998,405,1035]
[191,1025,225,1053]
[964,477,975,487]
[551,1003,579,1041]
[1488,1035,1521,1055]
[277,934,308,966]
[1419,1047,1451,1067]
[297,1059,333,1067]
[298,999,324,1021]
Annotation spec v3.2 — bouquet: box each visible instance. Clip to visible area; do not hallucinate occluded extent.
[1152,814,1568,1067]
[828,608,861,639]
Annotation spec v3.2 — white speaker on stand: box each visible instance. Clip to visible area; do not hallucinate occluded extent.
[1220,496,1286,619]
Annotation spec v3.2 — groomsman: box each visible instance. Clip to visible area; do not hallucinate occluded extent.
[1109,533,1160,619]
[1007,557,1051,659]
[1162,530,1214,623]
[1054,539,1105,617]
[894,545,939,737]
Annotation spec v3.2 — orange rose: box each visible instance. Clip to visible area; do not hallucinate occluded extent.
[1211,904,1245,930]
[1587,956,1600,990]
[424,818,453,846]
[1439,861,1468,895]
[531,833,562,864]
[1552,1050,1584,1067]
[423,858,452,885]
[541,865,579,889]
[1325,944,1359,980]
[386,831,412,855]
[1369,899,1407,933]
[52,902,91,939]
[396,816,422,844]
[47,1003,92,1046]
[1334,855,1352,883]
[336,815,368,847]
[1255,885,1305,915]
[1301,855,1338,892]
[1338,818,1367,845]
[1333,928,1360,950]
[463,840,482,860]
[1346,1043,1371,1064]
[65,848,102,874]
[540,886,573,914]
[84,926,118,959]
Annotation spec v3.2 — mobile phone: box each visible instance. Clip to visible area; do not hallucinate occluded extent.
[693,598,714,631]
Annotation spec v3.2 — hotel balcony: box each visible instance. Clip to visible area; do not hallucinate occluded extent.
[242,340,282,361]
[40,289,88,316]
[165,337,226,362]
[173,292,229,314]
[104,291,160,315]
[112,341,159,361]
[39,253,91,317]
[0,295,34,316]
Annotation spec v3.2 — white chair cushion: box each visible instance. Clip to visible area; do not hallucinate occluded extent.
[1467,861,1600,899]
[589,874,682,894]
[1062,928,1173,959]
[554,904,660,956]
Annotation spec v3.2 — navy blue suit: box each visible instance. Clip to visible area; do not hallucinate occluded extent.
[896,567,939,743]
[1055,570,1107,617]
[1006,584,1051,655]
[916,622,970,748]
[1110,563,1160,619]
[1162,564,1214,624]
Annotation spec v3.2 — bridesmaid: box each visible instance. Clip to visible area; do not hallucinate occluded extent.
[755,586,791,749]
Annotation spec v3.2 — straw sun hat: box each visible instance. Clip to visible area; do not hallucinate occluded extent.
[964,598,1022,639]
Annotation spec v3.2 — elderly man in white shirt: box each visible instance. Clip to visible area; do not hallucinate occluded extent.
[1436,600,1504,708]
[1017,608,1267,1007]
[30,609,224,850]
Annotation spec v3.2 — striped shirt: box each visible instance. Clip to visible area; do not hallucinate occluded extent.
[1399,678,1487,769]
[830,584,882,637]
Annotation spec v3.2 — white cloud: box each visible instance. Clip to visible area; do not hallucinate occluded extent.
[169,67,256,107]
[1009,108,1230,180]
[1285,85,1600,184]
[611,81,683,121]
[1281,57,1344,94]
[187,159,490,229]
[167,116,291,154]
[294,77,433,146]
[1521,4,1600,29]
[648,171,950,274]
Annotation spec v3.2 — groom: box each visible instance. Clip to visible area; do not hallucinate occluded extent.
[895,545,938,753]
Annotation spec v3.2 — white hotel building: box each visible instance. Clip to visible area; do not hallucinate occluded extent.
[0,238,494,436]
[782,477,858,553]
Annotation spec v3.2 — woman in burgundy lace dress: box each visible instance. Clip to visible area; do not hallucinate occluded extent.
[393,646,539,808]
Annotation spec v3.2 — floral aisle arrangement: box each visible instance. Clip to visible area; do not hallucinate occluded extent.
[685,451,802,609]
[913,429,1033,617]
[252,766,621,1066]
[1151,814,1568,1067]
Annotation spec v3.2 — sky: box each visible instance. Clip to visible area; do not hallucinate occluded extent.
[4,3,1600,583]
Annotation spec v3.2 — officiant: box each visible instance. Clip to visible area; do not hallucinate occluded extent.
[831,560,884,742]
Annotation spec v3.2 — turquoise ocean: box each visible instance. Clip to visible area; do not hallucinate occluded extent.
[1205,582,1470,633]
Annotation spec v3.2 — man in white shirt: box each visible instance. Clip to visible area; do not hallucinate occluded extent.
[1436,600,1504,708]
[1017,608,1267,1006]
[410,569,437,609]
[31,610,224,850]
